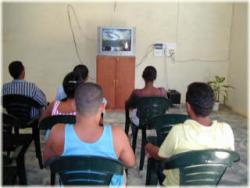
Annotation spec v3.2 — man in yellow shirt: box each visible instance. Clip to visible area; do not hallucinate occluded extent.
[145,82,235,185]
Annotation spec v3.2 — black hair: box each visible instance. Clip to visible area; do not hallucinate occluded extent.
[75,82,103,116]
[63,71,82,99]
[142,66,157,82]
[73,64,89,81]
[186,82,215,117]
[8,61,24,79]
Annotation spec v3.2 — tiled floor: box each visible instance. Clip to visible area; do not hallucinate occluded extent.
[24,105,248,186]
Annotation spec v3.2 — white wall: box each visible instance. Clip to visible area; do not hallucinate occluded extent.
[3,2,233,103]
[227,3,248,116]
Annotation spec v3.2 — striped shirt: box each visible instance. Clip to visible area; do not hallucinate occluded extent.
[2,79,47,118]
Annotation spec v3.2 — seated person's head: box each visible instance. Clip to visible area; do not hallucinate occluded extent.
[186,82,214,117]
[73,64,89,82]
[63,71,82,99]
[9,61,25,79]
[75,83,105,117]
[142,66,157,82]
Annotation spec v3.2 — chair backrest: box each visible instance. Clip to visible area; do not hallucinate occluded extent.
[148,114,188,146]
[164,149,240,185]
[45,155,125,185]
[39,115,76,130]
[136,97,171,128]
[3,94,43,123]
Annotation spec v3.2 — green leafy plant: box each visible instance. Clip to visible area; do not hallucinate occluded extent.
[208,76,233,103]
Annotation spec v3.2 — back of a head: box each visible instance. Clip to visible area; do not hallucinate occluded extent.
[186,82,214,117]
[73,64,89,81]
[63,71,82,99]
[8,61,24,79]
[142,66,157,82]
[75,83,103,116]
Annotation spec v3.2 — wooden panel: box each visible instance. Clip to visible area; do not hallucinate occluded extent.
[115,56,135,109]
[96,56,116,109]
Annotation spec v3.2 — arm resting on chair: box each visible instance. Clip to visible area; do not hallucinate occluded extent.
[145,143,166,161]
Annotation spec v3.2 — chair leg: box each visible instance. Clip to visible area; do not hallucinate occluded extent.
[146,157,158,185]
[3,166,18,185]
[125,121,130,135]
[32,126,43,169]
[139,129,146,170]
[16,154,27,185]
[132,125,138,152]
[157,162,165,185]
[51,172,55,185]
[14,127,19,135]
[125,108,130,135]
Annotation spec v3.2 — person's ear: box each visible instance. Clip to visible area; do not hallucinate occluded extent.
[99,103,106,114]
[186,102,191,114]
[20,70,25,79]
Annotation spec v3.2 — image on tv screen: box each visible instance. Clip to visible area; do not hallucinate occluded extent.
[102,28,131,52]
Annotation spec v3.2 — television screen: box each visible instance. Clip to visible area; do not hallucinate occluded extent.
[98,26,135,56]
[102,28,131,52]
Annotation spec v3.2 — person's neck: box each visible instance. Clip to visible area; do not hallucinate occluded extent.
[192,115,212,127]
[144,81,154,89]
[74,114,103,142]
[16,75,25,80]
[65,98,74,102]
[75,114,101,130]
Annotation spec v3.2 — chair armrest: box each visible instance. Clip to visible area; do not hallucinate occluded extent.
[19,118,39,128]
[27,118,39,127]
[44,156,60,168]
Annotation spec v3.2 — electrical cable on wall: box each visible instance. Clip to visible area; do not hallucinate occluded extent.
[113,0,117,12]
[172,2,229,64]
[110,0,118,26]
[175,1,180,51]
[175,58,229,63]
[67,4,84,64]
[136,45,154,67]
[67,4,94,41]
[163,50,169,90]
[67,4,95,81]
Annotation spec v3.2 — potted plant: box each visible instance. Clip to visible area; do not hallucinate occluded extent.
[208,76,233,111]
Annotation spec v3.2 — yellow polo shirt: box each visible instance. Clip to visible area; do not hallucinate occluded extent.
[158,119,235,186]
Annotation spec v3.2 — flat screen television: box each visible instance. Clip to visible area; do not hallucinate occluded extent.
[97,26,136,56]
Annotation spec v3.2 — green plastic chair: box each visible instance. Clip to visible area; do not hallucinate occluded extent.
[3,94,44,169]
[39,115,76,130]
[126,97,171,170]
[38,115,76,162]
[148,114,188,146]
[45,155,125,185]
[146,114,188,185]
[163,149,240,185]
[3,113,32,185]
[3,146,24,185]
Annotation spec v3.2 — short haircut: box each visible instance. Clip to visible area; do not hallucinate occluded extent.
[73,64,89,81]
[75,83,103,116]
[63,71,82,99]
[142,66,157,82]
[186,82,215,117]
[8,61,24,79]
